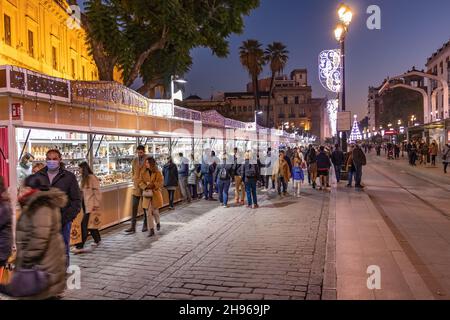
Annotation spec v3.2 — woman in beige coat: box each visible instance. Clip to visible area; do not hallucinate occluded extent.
[73,162,102,254]
[139,157,164,237]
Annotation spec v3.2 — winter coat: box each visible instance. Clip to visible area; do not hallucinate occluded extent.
[307,149,317,164]
[345,152,355,172]
[188,164,200,185]
[239,160,260,183]
[131,156,148,197]
[177,157,190,177]
[443,147,450,163]
[272,158,291,182]
[331,150,345,166]
[430,144,438,156]
[0,199,12,265]
[292,166,304,181]
[81,175,102,215]
[139,169,164,210]
[15,189,67,300]
[35,167,81,227]
[163,162,179,187]
[213,163,233,183]
[352,147,367,166]
[317,152,332,171]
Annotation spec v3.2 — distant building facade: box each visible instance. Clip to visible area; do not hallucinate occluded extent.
[182,69,328,142]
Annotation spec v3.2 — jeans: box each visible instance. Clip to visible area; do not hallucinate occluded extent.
[178,176,191,202]
[189,184,198,198]
[264,175,275,189]
[218,179,231,205]
[245,181,258,206]
[347,169,354,186]
[277,177,287,195]
[203,174,213,199]
[131,195,146,230]
[168,189,176,208]
[334,165,342,182]
[431,155,436,166]
[354,164,363,186]
[62,222,72,267]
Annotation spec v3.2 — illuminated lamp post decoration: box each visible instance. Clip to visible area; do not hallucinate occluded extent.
[319,49,342,93]
[349,114,362,142]
[326,99,338,136]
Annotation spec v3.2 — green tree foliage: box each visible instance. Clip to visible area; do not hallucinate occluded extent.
[380,87,423,127]
[81,0,260,89]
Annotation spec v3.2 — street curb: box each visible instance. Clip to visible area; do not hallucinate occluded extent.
[322,180,337,300]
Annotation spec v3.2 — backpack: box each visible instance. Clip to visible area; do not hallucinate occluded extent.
[245,164,257,178]
[219,167,229,180]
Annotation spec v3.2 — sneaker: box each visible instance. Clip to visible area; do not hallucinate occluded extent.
[346,184,352,188]
[72,247,92,255]
[246,205,252,208]
[156,223,161,231]
[125,228,136,234]
[223,205,228,208]
[91,241,101,247]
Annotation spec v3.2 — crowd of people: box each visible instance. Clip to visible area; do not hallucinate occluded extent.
[0,142,370,299]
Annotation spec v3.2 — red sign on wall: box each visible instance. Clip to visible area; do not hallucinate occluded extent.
[11,103,22,120]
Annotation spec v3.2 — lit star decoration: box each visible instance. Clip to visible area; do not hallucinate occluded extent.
[349,114,362,142]
[327,99,338,136]
[318,49,341,93]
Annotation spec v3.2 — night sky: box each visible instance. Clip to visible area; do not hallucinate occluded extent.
[184,0,450,120]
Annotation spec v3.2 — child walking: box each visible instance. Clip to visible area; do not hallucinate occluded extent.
[292,152,305,197]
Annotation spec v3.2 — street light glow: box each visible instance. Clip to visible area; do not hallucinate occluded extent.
[338,3,353,25]
[334,23,345,42]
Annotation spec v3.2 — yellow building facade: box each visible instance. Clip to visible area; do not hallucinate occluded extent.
[0,0,99,81]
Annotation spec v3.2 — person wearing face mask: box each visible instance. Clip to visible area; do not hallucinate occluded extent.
[34,149,81,267]
[17,153,34,192]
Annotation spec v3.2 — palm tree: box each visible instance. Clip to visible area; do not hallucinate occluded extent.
[264,42,289,127]
[239,40,266,118]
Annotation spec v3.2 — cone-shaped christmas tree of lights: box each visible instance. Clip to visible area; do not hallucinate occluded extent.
[349,114,362,142]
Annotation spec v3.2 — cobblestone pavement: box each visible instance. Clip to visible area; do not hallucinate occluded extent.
[63,185,330,300]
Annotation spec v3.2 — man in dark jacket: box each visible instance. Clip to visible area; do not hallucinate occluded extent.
[35,149,81,266]
[316,146,332,190]
[352,144,367,189]
[239,152,260,209]
[331,144,345,183]
[163,157,179,209]
[0,177,12,268]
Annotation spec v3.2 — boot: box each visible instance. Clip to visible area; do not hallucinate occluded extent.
[142,224,148,232]
[148,229,155,237]
[156,223,161,231]
[125,227,135,234]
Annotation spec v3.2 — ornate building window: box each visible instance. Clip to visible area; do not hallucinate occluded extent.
[52,47,58,70]
[4,14,11,46]
[28,30,34,57]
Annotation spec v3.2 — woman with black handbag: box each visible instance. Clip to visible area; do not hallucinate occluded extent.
[0,174,66,299]
[139,157,164,237]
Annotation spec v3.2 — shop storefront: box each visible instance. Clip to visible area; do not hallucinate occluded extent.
[0,65,298,245]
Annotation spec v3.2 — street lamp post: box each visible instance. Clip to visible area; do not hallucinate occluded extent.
[334,3,352,153]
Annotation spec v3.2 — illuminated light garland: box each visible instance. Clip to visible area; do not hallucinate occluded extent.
[318,49,341,93]
[327,99,338,136]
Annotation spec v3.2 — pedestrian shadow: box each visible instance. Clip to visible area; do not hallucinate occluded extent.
[260,201,298,209]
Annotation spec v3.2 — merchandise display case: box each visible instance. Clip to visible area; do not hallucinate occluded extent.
[16,128,88,178]
[92,135,136,187]
[144,137,170,168]
[171,137,194,159]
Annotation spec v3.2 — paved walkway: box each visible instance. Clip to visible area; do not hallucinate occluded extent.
[334,154,450,300]
[60,185,330,300]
